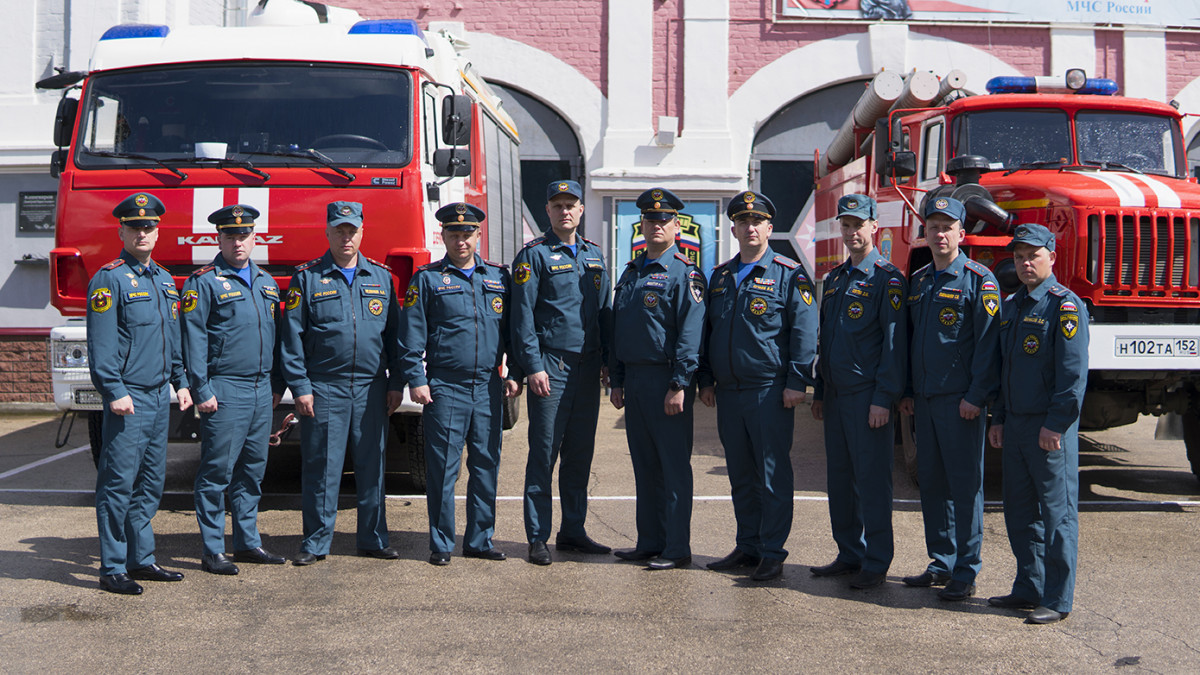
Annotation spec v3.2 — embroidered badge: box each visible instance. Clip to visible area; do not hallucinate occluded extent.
[89,288,112,313]
[749,297,768,316]
[847,301,865,320]
[982,292,1000,317]
[404,284,419,308]
[515,262,532,285]
[939,306,958,326]
[1060,312,1079,339]
[594,273,602,290]
[644,291,659,308]
[800,284,814,306]
[170,301,178,320]
[285,287,301,311]
[368,298,384,316]
[182,289,198,313]
[690,270,705,304]
[492,296,504,314]
[1023,334,1040,354]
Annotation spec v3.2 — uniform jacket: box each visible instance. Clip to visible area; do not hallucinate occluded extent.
[86,250,187,402]
[906,253,1001,404]
[397,254,515,387]
[610,245,706,390]
[697,249,818,391]
[814,249,907,406]
[509,230,611,374]
[181,255,278,402]
[993,273,1089,433]
[278,251,402,396]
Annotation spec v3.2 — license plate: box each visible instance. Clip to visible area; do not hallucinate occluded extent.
[1113,337,1200,358]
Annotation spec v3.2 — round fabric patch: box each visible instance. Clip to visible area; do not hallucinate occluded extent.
[368,298,384,316]
[643,291,659,308]
[515,262,532,285]
[90,288,112,313]
[182,289,198,313]
[593,273,602,290]
[403,284,418,308]
[938,306,958,326]
[847,301,864,320]
[491,296,504,314]
[1023,334,1040,355]
[749,297,768,316]
[285,287,301,311]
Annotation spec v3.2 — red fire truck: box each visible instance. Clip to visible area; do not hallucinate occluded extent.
[814,68,1200,479]
[39,16,524,489]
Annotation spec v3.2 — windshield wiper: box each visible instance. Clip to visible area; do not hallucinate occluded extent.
[163,156,271,181]
[1002,159,1065,177]
[1080,159,1144,175]
[241,149,356,182]
[83,150,188,180]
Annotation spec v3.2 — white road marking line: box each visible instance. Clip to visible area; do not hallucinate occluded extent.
[0,446,89,480]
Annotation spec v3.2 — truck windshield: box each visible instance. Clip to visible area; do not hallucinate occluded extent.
[75,63,412,168]
[1076,111,1180,176]
[951,110,1071,170]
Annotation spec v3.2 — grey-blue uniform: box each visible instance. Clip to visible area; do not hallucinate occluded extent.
[87,192,188,579]
[697,191,818,566]
[278,201,402,558]
[181,204,279,560]
[610,187,706,562]
[814,194,907,578]
[398,202,516,557]
[993,224,1088,614]
[511,180,612,547]
[906,197,1001,586]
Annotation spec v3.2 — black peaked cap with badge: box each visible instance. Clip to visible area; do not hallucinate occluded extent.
[208,204,259,235]
[112,192,165,227]
[636,187,685,221]
[435,202,486,231]
[727,190,775,220]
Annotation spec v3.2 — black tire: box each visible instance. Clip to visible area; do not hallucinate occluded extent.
[388,414,426,492]
[502,394,520,431]
[88,411,104,468]
[1182,413,1200,480]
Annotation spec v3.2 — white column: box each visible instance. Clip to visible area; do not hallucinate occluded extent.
[681,0,728,139]
[1123,30,1166,101]
[1050,27,1095,78]
[869,22,908,74]
[0,2,35,97]
[600,0,653,169]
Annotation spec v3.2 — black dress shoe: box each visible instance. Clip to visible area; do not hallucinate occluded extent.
[811,559,861,577]
[129,563,184,582]
[848,570,887,589]
[1026,606,1069,624]
[555,534,611,554]
[429,551,451,566]
[232,547,286,565]
[292,552,326,566]
[462,547,506,561]
[99,573,143,595]
[528,541,552,566]
[614,548,661,561]
[937,579,975,601]
[645,555,691,570]
[357,547,400,560]
[902,570,951,587]
[706,549,761,571]
[751,558,784,581]
[987,594,1038,610]
[201,553,239,576]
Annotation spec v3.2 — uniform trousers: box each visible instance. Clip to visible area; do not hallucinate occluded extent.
[1001,412,1079,612]
[96,383,169,576]
[523,349,601,542]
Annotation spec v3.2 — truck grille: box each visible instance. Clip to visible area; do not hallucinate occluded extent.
[1088,212,1200,297]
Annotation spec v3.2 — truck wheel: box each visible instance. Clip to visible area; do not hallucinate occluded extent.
[502,394,520,431]
[88,411,104,468]
[388,414,426,492]
[899,411,919,486]
[1182,413,1200,480]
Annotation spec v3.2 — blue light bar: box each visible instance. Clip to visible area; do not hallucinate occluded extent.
[348,19,421,36]
[986,76,1036,94]
[1077,78,1119,95]
[987,75,1119,96]
[100,24,170,40]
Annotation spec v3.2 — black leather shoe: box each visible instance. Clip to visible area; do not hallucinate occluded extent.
[429,551,451,566]
[357,547,400,560]
[128,563,184,582]
[902,570,951,587]
[811,559,861,577]
[1026,606,1069,624]
[706,549,761,571]
[232,547,286,565]
[555,534,611,554]
[99,573,143,595]
[614,548,661,561]
[645,555,691,570]
[201,553,239,576]
[292,552,326,566]
[462,547,506,561]
[751,558,784,581]
[938,579,975,601]
[528,541,552,566]
[849,570,887,589]
[987,594,1038,610]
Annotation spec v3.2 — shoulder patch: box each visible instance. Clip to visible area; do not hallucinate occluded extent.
[484,259,507,269]
[773,256,799,270]
[364,256,391,272]
[581,236,599,247]
[1047,284,1068,297]
[964,259,988,276]
[874,258,899,273]
[416,261,440,272]
[101,258,124,271]
[190,264,215,278]
[296,257,323,272]
[522,236,546,249]
[913,262,932,278]
[674,252,693,265]
[152,260,171,273]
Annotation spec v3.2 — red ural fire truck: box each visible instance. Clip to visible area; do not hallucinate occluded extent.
[39,15,523,488]
[814,68,1200,479]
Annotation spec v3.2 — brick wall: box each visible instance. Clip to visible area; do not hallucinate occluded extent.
[1095,30,1123,87]
[0,336,52,403]
[1166,34,1200,98]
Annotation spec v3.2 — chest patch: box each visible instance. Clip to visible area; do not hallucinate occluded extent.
[847,301,865,320]
[1023,334,1040,355]
[644,291,659,308]
[749,297,768,316]
[492,296,504,314]
[938,306,958,326]
[367,298,384,316]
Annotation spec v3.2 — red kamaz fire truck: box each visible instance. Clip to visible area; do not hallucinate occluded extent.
[39,13,524,489]
[814,68,1200,479]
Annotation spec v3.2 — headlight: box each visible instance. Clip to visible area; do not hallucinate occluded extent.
[51,340,89,368]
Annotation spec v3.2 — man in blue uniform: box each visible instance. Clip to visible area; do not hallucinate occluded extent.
[811,193,907,589]
[697,191,818,582]
[87,192,193,595]
[279,201,404,566]
[511,180,612,566]
[897,197,1000,601]
[610,187,706,570]
[182,204,287,575]
[398,202,522,566]
[987,223,1089,624]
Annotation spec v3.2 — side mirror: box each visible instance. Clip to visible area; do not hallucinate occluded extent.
[441,94,473,146]
[890,151,917,178]
[53,98,78,148]
[50,149,67,178]
[432,148,471,177]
